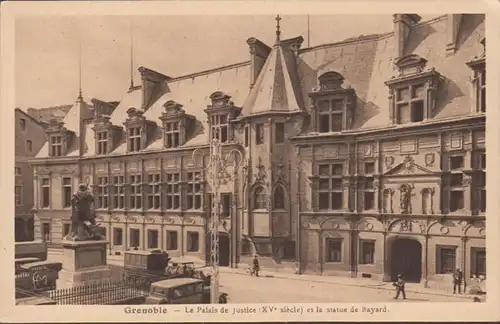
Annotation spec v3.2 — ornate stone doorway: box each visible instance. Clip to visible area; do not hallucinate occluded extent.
[390,238,422,282]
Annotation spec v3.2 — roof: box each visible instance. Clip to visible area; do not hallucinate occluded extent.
[15,108,45,128]
[152,277,204,288]
[32,14,485,159]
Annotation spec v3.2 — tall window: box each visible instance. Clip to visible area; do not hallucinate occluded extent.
[50,135,63,156]
[478,70,486,113]
[478,152,486,213]
[210,115,228,143]
[20,118,26,131]
[26,140,32,152]
[275,122,285,143]
[147,230,159,249]
[325,238,342,262]
[96,131,108,155]
[15,167,21,176]
[471,247,486,278]
[449,155,464,212]
[147,174,161,210]
[318,99,343,133]
[15,186,22,206]
[220,193,232,218]
[187,232,199,252]
[113,228,123,246]
[129,175,142,210]
[186,171,202,210]
[436,246,456,274]
[364,162,375,210]
[395,84,425,123]
[63,224,70,236]
[165,173,180,210]
[129,229,140,248]
[165,122,180,148]
[95,176,109,209]
[62,177,72,208]
[41,178,50,208]
[128,127,141,152]
[273,186,285,210]
[318,163,343,210]
[111,175,125,209]
[359,240,375,264]
[166,231,178,250]
[253,186,267,210]
[255,124,264,145]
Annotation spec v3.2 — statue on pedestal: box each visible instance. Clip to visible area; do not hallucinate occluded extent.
[64,183,103,241]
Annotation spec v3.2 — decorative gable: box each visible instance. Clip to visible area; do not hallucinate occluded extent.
[385,54,442,125]
[91,114,122,155]
[308,71,356,133]
[123,107,156,152]
[384,155,433,176]
[159,100,196,148]
[205,91,242,143]
[45,118,74,157]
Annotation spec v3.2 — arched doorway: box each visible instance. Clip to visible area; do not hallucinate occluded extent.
[390,238,422,283]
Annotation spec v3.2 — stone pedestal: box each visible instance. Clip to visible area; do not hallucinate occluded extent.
[57,239,111,289]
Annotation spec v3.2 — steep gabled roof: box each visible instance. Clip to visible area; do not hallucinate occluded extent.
[242,39,304,116]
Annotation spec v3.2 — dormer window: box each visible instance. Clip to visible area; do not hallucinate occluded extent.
[45,118,74,157]
[123,107,156,153]
[309,72,356,133]
[50,135,63,156]
[159,100,195,149]
[466,37,486,113]
[205,91,242,143]
[92,114,122,155]
[385,54,441,125]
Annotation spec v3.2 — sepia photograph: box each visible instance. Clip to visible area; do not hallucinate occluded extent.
[1,1,499,323]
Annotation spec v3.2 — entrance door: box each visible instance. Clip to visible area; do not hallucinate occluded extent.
[219,233,230,267]
[390,238,422,282]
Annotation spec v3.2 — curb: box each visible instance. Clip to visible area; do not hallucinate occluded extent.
[219,268,473,300]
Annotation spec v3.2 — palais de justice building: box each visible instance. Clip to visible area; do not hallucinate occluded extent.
[30,14,486,289]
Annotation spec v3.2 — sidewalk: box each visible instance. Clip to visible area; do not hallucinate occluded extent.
[47,249,477,300]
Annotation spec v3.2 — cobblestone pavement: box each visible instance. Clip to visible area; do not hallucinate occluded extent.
[47,251,474,303]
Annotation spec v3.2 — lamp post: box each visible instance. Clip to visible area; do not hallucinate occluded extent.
[193,138,242,304]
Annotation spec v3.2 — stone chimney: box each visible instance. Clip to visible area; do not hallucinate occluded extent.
[247,37,272,88]
[138,67,171,111]
[446,14,463,56]
[393,14,422,59]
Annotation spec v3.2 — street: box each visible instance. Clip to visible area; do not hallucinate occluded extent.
[46,251,468,303]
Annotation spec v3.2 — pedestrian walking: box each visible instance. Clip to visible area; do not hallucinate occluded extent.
[453,269,463,294]
[252,254,260,277]
[393,274,406,300]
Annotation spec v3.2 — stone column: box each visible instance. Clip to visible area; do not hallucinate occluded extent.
[422,234,429,288]
[382,232,390,282]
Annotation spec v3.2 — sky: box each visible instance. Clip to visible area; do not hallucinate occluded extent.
[15,14,438,109]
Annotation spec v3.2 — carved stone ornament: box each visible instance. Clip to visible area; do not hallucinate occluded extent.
[110,215,120,222]
[403,155,414,171]
[254,156,267,183]
[399,219,413,232]
[275,156,285,183]
[385,156,395,169]
[399,184,412,214]
[462,176,473,187]
[425,153,435,167]
[364,144,373,157]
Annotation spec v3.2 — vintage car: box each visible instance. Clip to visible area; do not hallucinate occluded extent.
[144,278,212,304]
[122,250,172,288]
[15,241,47,261]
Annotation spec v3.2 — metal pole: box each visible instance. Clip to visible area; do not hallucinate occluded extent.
[193,139,242,304]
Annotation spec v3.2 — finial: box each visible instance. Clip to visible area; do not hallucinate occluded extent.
[275,14,282,44]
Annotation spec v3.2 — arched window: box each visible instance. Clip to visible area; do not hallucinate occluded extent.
[273,186,285,210]
[253,186,267,210]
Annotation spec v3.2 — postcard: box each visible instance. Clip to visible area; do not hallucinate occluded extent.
[0,0,499,322]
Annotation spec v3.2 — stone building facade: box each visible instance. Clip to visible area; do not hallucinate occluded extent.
[30,14,486,289]
[15,108,47,241]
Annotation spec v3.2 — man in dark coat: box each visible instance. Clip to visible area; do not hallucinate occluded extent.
[393,274,406,300]
[252,254,260,277]
[453,269,463,294]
